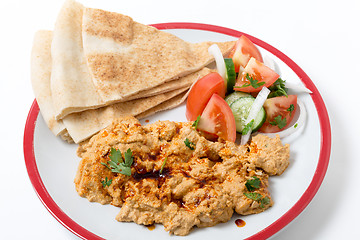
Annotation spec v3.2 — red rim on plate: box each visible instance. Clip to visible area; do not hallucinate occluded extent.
[23,23,331,240]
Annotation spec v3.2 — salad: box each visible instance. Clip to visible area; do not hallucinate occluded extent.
[186,35,310,144]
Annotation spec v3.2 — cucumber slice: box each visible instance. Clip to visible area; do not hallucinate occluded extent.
[224,58,236,93]
[229,97,266,133]
[225,91,252,106]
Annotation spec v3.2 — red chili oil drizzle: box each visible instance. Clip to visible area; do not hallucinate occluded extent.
[235,219,246,227]
[132,168,171,180]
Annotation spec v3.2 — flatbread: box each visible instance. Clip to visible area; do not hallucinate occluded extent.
[31,30,66,136]
[32,0,235,144]
[83,7,235,102]
[50,0,104,120]
[51,0,235,120]
[31,30,213,144]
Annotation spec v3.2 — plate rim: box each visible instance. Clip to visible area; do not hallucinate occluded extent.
[23,22,331,240]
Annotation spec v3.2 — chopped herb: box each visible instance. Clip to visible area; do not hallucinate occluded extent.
[244,192,270,208]
[270,115,287,129]
[160,157,168,174]
[192,115,201,130]
[268,78,288,98]
[287,104,295,116]
[184,138,196,150]
[294,123,298,128]
[101,148,133,176]
[244,192,263,201]
[101,177,112,187]
[245,176,261,192]
[124,148,134,166]
[234,73,265,89]
[242,119,254,135]
[110,147,122,163]
[260,196,270,208]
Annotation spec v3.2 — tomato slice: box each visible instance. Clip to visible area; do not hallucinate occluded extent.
[197,94,236,142]
[258,95,298,133]
[234,57,279,93]
[228,35,263,72]
[186,72,226,121]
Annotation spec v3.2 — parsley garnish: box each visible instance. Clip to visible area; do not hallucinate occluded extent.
[184,138,195,150]
[101,148,133,176]
[234,73,265,89]
[160,157,168,174]
[294,123,298,128]
[101,177,112,187]
[268,78,288,98]
[192,115,201,130]
[270,115,287,129]
[244,176,269,208]
[260,196,270,208]
[242,119,254,135]
[245,176,261,192]
[244,192,263,201]
[244,192,270,208]
[287,104,294,116]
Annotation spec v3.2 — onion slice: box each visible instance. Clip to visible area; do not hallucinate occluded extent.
[240,87,271,145]
[263,55,311,94]
[260,100,307,139]
[285,82,312,94]
[263,55,276,72]
[208,44,227,81]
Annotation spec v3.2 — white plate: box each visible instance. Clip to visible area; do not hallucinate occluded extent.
[24,23,331,240]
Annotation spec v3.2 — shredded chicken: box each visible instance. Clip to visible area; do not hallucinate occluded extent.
[75,116,289,235]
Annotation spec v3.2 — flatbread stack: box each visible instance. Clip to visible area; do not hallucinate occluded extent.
[31,0,235,143]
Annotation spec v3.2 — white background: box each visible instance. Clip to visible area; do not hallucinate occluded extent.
[0,0,359,239]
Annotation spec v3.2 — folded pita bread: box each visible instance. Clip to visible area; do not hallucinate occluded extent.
[50,0,103,120]
[32,0,235,144]
[31,30,74,143]
[31,30,66,136]
[50,0,235,120]
[31,29,213,143]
